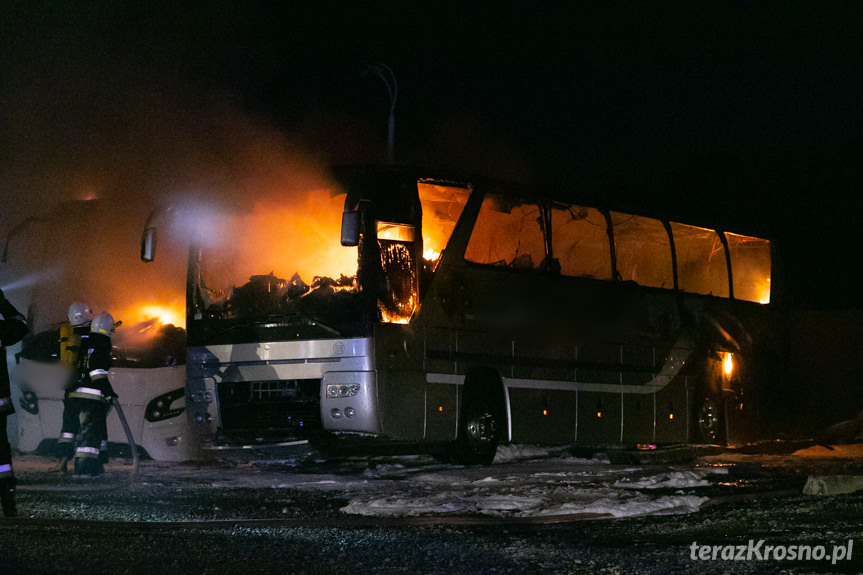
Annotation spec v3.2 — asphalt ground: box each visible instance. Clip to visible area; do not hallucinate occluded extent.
[1,442,862,574]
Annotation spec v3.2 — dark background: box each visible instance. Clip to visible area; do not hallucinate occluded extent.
[2,1,862,310]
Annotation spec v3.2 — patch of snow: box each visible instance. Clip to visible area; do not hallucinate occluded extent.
[341,459,713,519]
[533,492,708,518]
[803,474,863,495]
[492,444,611,465]
[493,444,561,463]
[613,470,710,490]
[341,482,709,519]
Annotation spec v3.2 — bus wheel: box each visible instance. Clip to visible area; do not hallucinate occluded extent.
[696,395,725,445]
[452,385,502,465]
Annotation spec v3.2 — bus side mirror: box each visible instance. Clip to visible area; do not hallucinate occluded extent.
[141,227,157,262]
[341,211,359,247]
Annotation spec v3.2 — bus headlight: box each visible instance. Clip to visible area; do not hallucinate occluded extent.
[326,384,360,399]
[145,387,186,422]
[19,389,39,415]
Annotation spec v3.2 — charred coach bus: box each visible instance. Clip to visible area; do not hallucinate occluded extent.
[145,167,774,464]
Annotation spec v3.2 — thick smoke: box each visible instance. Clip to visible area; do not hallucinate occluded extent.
[0,8,339,332]
[0,91,342,333]
[0,5,534,331]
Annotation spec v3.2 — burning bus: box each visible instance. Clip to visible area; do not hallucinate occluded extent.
[3,199,198,462]
[13,313,195,462]
[144,166,774,463]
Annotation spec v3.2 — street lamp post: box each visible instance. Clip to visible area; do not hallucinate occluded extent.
[366,64,397,165]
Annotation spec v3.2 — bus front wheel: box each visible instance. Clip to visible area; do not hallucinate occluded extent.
[452,384,503,465]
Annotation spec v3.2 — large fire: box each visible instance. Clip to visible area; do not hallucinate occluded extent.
[181,181,471,325]
[196,192,359,291]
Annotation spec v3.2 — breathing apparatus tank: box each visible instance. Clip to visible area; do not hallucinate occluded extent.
[61,302,93,367]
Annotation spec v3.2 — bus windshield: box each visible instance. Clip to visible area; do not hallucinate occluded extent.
[187,179,472,340]
[189,193,362,340]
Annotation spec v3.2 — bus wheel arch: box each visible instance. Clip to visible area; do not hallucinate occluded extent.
[451,368,507,465]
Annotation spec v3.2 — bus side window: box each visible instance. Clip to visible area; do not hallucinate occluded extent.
[551,204,612,280]
[465,193,545,270]
[726,232,771,303]
[611,212,673,288]
[671,222,730,298]
[417,182,471,269]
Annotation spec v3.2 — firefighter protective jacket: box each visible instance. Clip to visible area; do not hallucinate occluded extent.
[0,297,28,416]
[68,332,117,401]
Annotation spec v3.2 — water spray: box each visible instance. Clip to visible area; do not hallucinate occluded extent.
[0,267,63,293]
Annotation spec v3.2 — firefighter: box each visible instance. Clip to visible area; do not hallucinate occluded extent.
[56,301,93,472]
[67,311,118,477]
[0,289,29,517]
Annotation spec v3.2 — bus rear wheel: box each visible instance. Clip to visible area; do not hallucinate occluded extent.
[696,395,726,445]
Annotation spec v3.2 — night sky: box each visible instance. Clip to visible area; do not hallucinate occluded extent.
[1,1,862,309]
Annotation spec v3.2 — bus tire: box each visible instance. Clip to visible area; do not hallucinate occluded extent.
[451,372,504,465]
[696,393,726,445]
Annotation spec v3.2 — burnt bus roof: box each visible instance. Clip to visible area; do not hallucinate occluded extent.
[332,165,774,241]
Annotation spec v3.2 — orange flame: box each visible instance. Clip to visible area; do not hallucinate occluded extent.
[116,302,186,330]
[196,192,358,292]
[759,278,771,304]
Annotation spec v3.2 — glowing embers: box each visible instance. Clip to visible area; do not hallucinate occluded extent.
[379,309,411,324]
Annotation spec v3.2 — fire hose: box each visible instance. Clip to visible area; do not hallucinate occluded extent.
[18,398,140,492]
[112,399,140,484]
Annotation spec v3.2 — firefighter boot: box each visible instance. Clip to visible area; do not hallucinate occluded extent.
[0,477,16,518]
[73,457,104,478]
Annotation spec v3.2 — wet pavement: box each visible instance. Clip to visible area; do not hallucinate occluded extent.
[2,442,862,574]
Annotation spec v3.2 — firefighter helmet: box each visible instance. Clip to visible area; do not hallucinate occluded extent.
[90,311,116,336]
[68,302,93,327]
